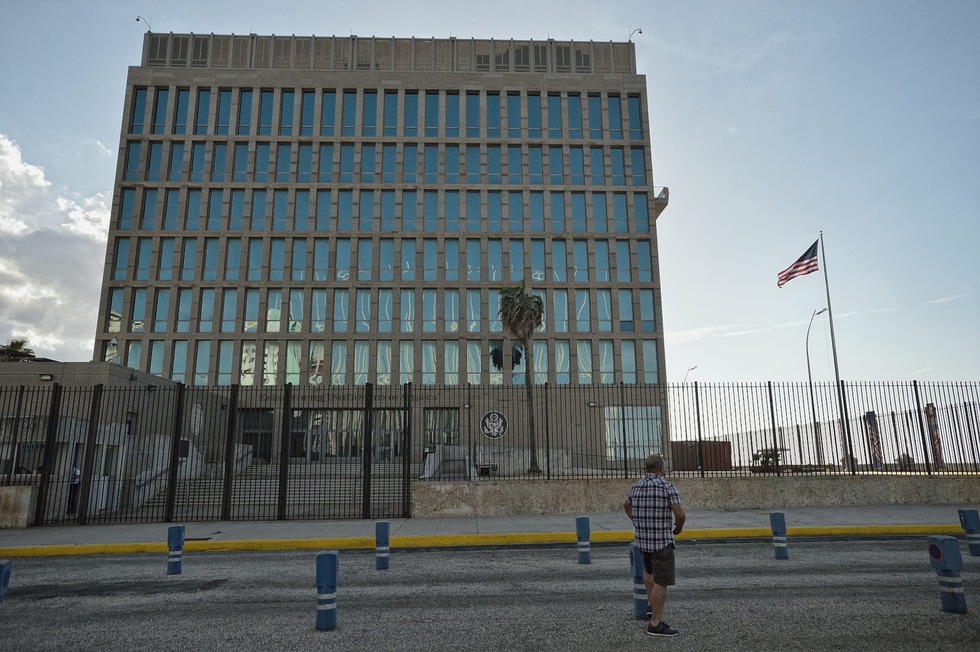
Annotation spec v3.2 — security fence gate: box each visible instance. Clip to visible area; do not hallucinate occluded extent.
[1,380,978,526]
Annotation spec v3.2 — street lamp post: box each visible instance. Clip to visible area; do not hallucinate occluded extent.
[807,308,828,465]
[683,365,698,384]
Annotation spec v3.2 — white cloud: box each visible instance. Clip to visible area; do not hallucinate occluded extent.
[0,133,109,361]
[924,294,968,305]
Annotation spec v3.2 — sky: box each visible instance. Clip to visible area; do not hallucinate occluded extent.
[0,0,977,382]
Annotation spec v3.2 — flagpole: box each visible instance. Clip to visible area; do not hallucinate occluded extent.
[819,231,853,473]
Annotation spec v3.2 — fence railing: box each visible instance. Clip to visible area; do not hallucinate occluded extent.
[1,380,977,524]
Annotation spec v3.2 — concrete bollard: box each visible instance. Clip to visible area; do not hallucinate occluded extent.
[167,525,185,575]
[316,551,339,631]
[628,543,647,620]
[576,516,591,564]
[958,509,980,557]
[0,559,10,606]
[375,520,390,570]
[927,535,967,613]
[769,512,788,560]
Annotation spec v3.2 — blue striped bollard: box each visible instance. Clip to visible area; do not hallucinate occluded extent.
[376,520,390,570]
[167,525,185,575]
[958,509,980,556]
[927,535,967,613]
[576,516,591,564]
[628,542,647,620]
[769,512,788,560]
[316,551,339,631]
[0,559,10,606]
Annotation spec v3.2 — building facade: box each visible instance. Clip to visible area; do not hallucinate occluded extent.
[92,34,670,473]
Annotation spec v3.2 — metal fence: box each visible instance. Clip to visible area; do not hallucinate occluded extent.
[1,380,977,525]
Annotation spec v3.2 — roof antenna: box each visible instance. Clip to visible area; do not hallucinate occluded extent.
[136,16,152,32]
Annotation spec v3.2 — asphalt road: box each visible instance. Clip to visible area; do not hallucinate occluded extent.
[2,539,978,651]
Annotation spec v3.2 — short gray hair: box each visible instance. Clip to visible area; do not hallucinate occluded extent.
[645,453,665,471]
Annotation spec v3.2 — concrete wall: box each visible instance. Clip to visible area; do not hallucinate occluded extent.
[411,476,980,517]
[0,486,37,528]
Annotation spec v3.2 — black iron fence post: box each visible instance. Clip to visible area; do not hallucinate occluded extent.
[165,384,186,522]
[361,383,374,519]
[965,401,979,473]
[619,383,630,478]
[840,380,856,474]
[221,384,240,521]
[767,382,782,477]
[544,382,552,480]
[34,383,63,526]
[277,384,292,520]
[913,380,933,476]
[401,382,412,517]
[3,386,26,487]
[694,381,705,478]
[78,384,104,525]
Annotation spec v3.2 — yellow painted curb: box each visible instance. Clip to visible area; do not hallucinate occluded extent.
[0,524,963,557]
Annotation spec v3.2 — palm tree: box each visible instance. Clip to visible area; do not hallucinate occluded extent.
[498,285,545,474]
[0,338,35,362]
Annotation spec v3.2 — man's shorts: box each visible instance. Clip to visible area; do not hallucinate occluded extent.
[641,543,675,586]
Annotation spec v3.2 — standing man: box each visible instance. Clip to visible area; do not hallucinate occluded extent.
[67,465,81,515]
[623,453,686,637]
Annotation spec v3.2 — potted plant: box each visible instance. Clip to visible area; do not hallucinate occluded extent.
[750,448,781,473]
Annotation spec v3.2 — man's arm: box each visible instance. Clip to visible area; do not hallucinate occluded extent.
[623,500,633,519]
[671,503,686,536]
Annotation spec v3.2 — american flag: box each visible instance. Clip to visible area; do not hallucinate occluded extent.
[777,240,819,287]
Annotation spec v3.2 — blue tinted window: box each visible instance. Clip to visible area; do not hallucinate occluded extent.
[236,90,252,135]
[383,91,398,136]
[607,95,622,140]
[357,239,373,281]
[567,94,582,139]
[272,190,288,231]
[382,144,396,183]
[295,190,309,231]
[298,144,312,183]
[194,89,211,135]
[528,192,544,232]
[163,189,180,229]
[146,142,162,181]
[125,142,141,181]
[630,148,646,185]
[112,239,129,280]
[425,91,439,137]
[358,190,374,231]
[300,90,315,135]
[587,95,602,139]
[152,88,169,134]
[403,144,417,183]
[258,90,273,135]
[275,143,290,182]
[547,95,562,138]
[507,191,523,232]
[316,190,331,231]
[224,239,240,281]
[253,143,269,182]
[404,92,418,136]
[610,148,625,185]
[627,96,643,140]
[549,191,565,232]
[466,93,480,137]
[615,240,631,281]
[233,143,248,181]
[573,240,589,282]
[362,91,377,136]
[140,190,157,229]
[551,240,566,282]
[528,146,542,184]
[380,190,395,231]
[173,89,189,135]
[340,144,355,183]
[569,147,584,184]
[211,142,227,181]
[594,240,610,281]
[612,193,628,233]
[279,90,294,136]
[169,142,184,182]
[361,144,376,182]
[530,239,545,282]
[486,93,500,138]
[402,191,417,230]
[216,90,231,134]
[507,146,522,184]
[466,191,481,231]
[589,147,604,185]
[318,144,334,182]
[207,189,223,230]
[321,90,336,136]
[634,193,649,233]
[507,94,521,138]
[341,91,357,136]
[465,145,480,184]
[487,192,502,231]
[445,239,459,281]
[445,93,459,137]
[423,191,438,231]
[185,189,201,229]
[509,239,523,281]
[119,189,135,229]
[527,94,541,138]
[487,146,501,184]
[337,191,353,230]
[445,191,460,232]
[130,88,147,134]
[250,190,265,230]
[424,145,438,183]
[445,145,459,183]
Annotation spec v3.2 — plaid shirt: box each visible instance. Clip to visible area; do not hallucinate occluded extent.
[626,474,681,553]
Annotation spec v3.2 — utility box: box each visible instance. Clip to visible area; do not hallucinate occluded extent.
[670,441,733,472]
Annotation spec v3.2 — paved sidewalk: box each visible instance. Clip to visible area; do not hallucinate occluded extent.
[0,504,974,557]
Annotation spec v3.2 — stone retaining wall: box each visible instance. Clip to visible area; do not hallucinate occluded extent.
[411,476,980,517]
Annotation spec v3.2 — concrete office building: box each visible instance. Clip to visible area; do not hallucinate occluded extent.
[92,34,671,471]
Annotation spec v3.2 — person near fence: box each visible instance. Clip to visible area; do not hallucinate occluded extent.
[67,465,81,515]
[623,452,686,637]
